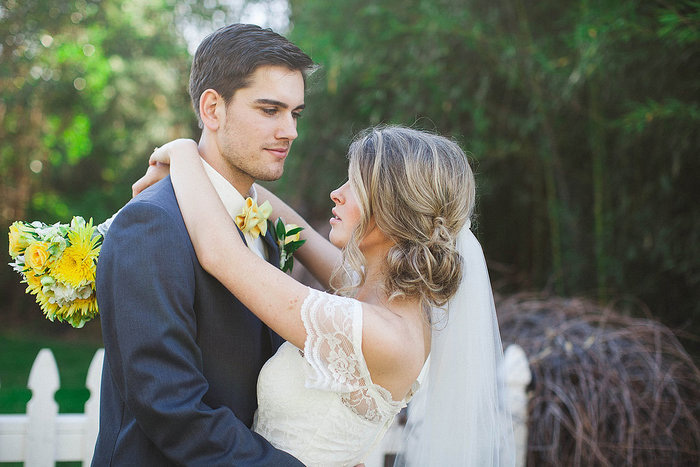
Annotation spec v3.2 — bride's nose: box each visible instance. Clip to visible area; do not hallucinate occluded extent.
[330,186,344,204]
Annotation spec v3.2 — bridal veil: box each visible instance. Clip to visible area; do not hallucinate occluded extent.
[397,223,515,466]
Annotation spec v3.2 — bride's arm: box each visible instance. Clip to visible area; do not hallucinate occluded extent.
[253,184,340,290]
[132,145,341,290]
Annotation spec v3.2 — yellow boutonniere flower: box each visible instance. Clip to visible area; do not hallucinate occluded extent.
[235,197,273,239]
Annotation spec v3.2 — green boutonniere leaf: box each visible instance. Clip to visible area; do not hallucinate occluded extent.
[273,217,306,273]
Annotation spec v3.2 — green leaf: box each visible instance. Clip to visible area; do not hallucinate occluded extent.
[285,239,306,252]
[285,227,304,237]
[283,256,295,273]
[276,218,286,239]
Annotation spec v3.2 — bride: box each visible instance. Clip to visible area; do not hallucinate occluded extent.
[135,125,514,466]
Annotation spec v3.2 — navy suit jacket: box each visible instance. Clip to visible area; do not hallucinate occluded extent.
[93,177,302,466]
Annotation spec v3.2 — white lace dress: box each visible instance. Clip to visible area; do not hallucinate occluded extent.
[253,287,419,466]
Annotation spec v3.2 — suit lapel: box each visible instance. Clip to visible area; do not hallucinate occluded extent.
[236,227,247,246]
[261,220,280,268]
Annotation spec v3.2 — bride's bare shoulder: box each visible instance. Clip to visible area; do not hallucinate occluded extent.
[359,300,429,399]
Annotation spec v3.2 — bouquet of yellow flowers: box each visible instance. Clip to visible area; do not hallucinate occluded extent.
[8,216,102,328]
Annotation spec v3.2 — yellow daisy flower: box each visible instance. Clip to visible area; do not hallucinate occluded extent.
[35,288,60,321]
[51,219,101,288]
[61,297,98,328]
[23,271,44,294]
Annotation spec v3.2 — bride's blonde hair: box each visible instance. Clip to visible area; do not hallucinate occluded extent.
[331,126,475,308]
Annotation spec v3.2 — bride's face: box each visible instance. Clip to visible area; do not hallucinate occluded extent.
[328,180,361,248]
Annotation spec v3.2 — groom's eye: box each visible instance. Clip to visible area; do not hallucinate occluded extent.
[292,111,303,120]
[262,107,278,115]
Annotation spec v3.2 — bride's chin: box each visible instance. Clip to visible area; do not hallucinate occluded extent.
[328,230,346,249]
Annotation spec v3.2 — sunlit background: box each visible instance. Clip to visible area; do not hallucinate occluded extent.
[1,0,698,462]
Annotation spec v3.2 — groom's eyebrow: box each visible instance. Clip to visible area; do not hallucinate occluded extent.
[254,98,305,110]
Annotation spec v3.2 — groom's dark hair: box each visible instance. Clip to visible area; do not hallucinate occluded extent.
[189,23,315,127]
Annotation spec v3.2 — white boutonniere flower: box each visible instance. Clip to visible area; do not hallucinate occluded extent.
[271,218,305,273]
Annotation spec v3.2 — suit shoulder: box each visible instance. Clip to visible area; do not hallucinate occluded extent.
[130,176,177,210]
[113,178,182,226]
[103,179,189,252]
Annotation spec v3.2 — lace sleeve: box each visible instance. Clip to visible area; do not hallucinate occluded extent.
[300,287,366,393]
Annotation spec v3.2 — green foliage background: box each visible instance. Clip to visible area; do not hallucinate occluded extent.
[1,0,698,351]
[281,0,700,344]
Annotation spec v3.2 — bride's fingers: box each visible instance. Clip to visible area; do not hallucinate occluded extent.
[149,145,172,166]
[148,138,196,165]
[134,138,197,196]
[132,162,171,198]
[131,173,150,198]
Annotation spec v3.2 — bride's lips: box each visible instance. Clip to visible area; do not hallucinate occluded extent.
[329,208,341,225]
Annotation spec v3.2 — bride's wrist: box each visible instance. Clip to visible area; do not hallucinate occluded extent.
[164,139,198,164]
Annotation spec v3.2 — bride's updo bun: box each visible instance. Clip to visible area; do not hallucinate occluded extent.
[333,126,475,308]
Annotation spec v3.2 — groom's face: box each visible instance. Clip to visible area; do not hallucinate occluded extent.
[217,65,305,187]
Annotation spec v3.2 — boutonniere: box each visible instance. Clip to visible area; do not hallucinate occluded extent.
[271,218,305,273]
[235,197,273,239]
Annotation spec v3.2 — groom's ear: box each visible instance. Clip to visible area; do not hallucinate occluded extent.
[199,89,224,132]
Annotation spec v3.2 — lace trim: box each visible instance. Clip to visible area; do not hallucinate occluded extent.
[300,288,406,422]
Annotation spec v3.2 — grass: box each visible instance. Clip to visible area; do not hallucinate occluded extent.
[0,329,103,414]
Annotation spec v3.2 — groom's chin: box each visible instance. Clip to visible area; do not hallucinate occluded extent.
[257,168,285,183]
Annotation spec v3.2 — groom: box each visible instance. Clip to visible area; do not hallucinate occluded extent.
[93,24,313,465]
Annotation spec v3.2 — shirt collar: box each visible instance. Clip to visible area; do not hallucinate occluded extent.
[200,157,256,220]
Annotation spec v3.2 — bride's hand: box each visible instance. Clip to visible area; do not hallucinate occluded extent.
[131,139,198,197]
[131,161,170,197]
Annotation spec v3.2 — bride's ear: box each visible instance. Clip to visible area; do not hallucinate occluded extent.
[199,89,224,131]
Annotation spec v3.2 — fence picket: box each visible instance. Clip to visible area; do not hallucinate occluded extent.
[26,349,60,466]
[505,344,532,467]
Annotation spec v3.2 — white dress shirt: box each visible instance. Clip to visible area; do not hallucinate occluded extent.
[200,158,268,260]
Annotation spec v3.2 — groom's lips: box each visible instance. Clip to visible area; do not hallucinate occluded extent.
[265,146,289,159]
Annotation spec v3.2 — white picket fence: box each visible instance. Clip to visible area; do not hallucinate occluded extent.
[0,345,531,466]
[0,348,104,466]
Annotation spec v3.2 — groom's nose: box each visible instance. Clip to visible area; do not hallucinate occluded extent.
[276,113,298,141]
